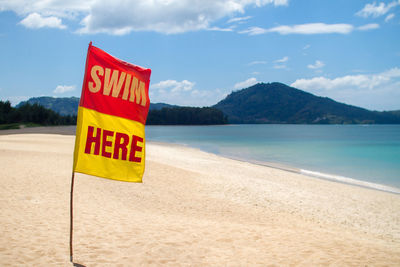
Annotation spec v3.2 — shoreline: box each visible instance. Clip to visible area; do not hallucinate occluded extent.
[2,125,400,195]
[147,138,400,195]
[0,125,77,136]
[220,152,400,195]
[153,141,400,195]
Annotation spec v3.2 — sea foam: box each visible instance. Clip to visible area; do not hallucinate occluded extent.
[300,169,400,194]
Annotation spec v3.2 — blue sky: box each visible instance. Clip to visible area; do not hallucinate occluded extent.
[0,0,399,111]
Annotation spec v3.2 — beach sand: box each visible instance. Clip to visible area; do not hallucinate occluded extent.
[1,129,400,266]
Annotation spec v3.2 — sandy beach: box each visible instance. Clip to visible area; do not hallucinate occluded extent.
[1,128,400,266]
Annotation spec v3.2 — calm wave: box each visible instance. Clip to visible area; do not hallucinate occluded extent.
[146,124,400,192]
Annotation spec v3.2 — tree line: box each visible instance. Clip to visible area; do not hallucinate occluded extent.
[146,106,227,125]
[0,100,76,126]
[1,100,227,127]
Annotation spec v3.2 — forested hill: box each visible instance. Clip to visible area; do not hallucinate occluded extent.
[213,82,400,124]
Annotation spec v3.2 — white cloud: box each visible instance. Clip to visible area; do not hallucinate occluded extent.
[273,57,288,69]
[0,0,91,18]
[53,85,76,94]
[240,22,382,36]
[292,68,400,90]
[303,44,311,50]
[3,96,30,106]
[227,16,252,24]
[357,23,380,31]
[238,26,268,35]
[274,56,288,63]
[268,23,354,35]
[206,26,233,32]
[190,89,225,101]
[19,13,66,29]
[0,0,288,35]
[307,60,325,69]
[152,79,195,93]
[356,1,399,18]
[273,65,287,69]
[385,13,395,22]
[240,23,354,35]
[273,0,289,5]
[234,77,258,89]
[248,60,267,66]
[291,67,400,110]
[150,79,229,106]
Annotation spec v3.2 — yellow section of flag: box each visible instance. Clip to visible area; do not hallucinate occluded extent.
[73,106,146,182]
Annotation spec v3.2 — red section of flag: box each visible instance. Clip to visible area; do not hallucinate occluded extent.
[79,42,151,124]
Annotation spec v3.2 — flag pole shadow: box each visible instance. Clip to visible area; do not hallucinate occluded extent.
[72,262,86,267]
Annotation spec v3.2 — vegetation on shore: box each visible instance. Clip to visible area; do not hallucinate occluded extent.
[0,100,76,129]
[1,100,227,127]
[147,106,228,125]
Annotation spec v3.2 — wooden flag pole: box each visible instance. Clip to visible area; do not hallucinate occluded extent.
[69,171,75,263]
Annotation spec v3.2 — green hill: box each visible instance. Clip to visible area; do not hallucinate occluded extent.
[213,82,400,124]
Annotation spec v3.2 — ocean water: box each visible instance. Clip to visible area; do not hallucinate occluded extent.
[145,125,400,192]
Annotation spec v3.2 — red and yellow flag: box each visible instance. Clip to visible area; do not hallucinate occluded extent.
[73,42,151,182]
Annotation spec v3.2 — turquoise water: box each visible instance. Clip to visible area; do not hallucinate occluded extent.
[145,125,400,190]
